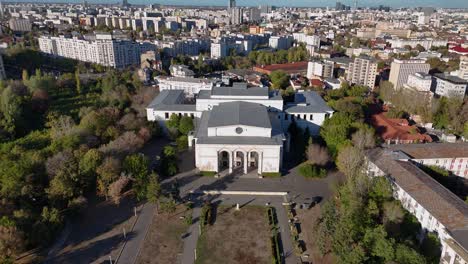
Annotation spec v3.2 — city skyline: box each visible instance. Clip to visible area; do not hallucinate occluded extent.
[5,0,468,8]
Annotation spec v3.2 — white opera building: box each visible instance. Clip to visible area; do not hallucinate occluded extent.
[146,82,334,175]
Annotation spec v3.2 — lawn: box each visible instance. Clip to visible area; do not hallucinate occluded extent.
[136,204,192,264]
[49,88,101,118]
[196,205,272,264]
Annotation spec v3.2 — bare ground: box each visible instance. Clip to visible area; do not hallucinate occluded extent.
[135,205,192,264]
[196,205,272,264]
[296,205,335,264]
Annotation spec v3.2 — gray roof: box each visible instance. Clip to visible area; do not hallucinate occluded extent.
[148,90,183,108]
[158,76,216,84]
[208,101,272,128]
[434,73,468,85]
[147,90,196,112]
[211,86,269,97]
[194,104,285,146]
[285,91,334,113]
[367,148,468,250]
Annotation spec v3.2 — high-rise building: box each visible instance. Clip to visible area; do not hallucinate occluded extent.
[8,18,32,32]
[433,73,468,98]
[248,7,261,22]
[228,0,236,9]
[459,56,468,80]
[269,36,293,50]
[389,59,430,90]
[38,35,155,68]
[307,61,333,79]
[229,7,243,25]
[347,56,378,88]
[259,5,271,14]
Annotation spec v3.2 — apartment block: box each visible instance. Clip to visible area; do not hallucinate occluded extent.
[389,59,430,89]
[307,61,333,79]
[433,73,468,98]
[347,55,378,88]
[38,35,156,68]
[405,72,433,92]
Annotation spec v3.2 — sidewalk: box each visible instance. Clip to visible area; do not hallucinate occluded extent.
[116,203,156,264]
[181,206,201,264]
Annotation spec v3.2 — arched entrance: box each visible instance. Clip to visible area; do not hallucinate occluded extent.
[218,150,231,173]
[234,151,247,174]
[248,151,259,173]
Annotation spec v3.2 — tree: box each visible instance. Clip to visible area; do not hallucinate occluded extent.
[96,157,121,198]
[382,201,404,224]
[306,144,330,166]
[336,146,364,178]
[123,154,150,200]
[166,113,180,137]
[163,145,177,157]
[45,151,81,204]
[421,232,441,264]
[320,112,354,157]
[108,176,131,204]
[352,127,375,150]
[0,219,25,262]
[47,114,77,140]
[178,116,194,135]
[146,173,161,204]
[415,44,426,52]
[75,69,82,94]
[270,70,290,89]
[394,244,426,264]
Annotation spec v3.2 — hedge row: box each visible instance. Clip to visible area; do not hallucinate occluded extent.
[267,207,282,264]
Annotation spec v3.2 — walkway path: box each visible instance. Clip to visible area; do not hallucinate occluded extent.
[115,203,156,264]
[181,206,201,264]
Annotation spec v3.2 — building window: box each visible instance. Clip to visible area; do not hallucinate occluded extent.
[309,114,313,120]
[284,114,288,120]
[165,112,169,119]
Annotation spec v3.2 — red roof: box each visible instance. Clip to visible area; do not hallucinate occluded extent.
[449,46,468,54]
[253,61,308,74]
[310,79,324,87]
[369,106,432,144]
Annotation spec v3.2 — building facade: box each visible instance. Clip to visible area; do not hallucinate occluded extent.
[307,61,334,79]
[389,59,430,90]
[405,72,433,92]
[459,56,468,81]
[366,145,468,264]
[433,73,468,98]
[347,56,378,88]
[156,76,217,97]
[38,35,156,68]
[9,18,32,32]
[146,84,334,175]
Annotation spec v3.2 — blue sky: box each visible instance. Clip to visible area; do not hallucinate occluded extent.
[11,0,468,8]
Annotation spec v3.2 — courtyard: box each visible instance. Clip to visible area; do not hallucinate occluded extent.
[195,205,272,264]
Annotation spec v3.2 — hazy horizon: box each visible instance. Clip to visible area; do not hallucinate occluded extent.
[6,0,468,8]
